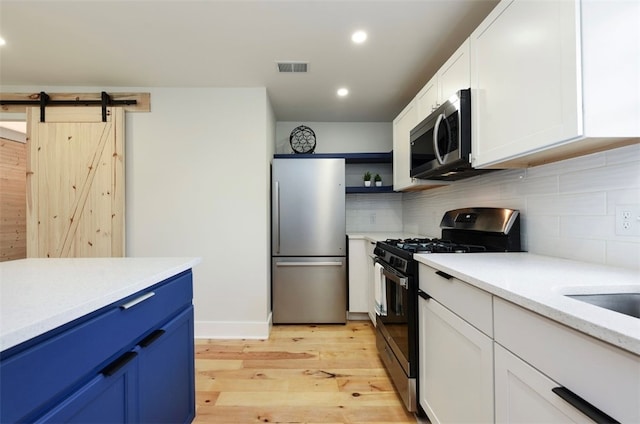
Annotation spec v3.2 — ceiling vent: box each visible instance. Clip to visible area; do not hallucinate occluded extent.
[276,61,308,73]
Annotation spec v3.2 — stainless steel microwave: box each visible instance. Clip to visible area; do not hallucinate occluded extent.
[410,88,490,181]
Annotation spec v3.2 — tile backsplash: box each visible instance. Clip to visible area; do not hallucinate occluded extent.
[346,193,403,233]
[402,144,640,270]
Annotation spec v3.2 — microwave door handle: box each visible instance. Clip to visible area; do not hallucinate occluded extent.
[433,113,446,165]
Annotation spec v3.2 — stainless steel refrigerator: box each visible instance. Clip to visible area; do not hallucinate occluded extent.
[271,158,347,324]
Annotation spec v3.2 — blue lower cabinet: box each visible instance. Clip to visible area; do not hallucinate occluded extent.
[35,354,139,423]
[138,306,195,424]
[0,270,195,424]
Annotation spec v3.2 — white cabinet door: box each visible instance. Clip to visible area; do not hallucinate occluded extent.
[418,296,494,424]
[494,297,638,422]
[392,101,418,191]
[495,343,594,423]
[348,238,368,313]
[365,240,377,325]
[437,38,470,104]
[415,75,438,123]
[470,0,581,168]
[470,0,639,168]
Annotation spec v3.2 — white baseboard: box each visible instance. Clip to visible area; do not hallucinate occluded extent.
[347,312,371,321]
[195,312,272,340]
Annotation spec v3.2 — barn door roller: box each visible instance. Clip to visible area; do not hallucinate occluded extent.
[0,91,137,122]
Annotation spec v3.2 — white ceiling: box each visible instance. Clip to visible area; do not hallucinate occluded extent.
[0,0,499,122]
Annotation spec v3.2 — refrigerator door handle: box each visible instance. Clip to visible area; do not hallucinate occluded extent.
[276,261,344,267]
[275,181,280,254]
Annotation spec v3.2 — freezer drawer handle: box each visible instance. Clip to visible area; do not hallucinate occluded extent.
[552,387,619,424]
[119,292,155,310]
[276,261,343,267]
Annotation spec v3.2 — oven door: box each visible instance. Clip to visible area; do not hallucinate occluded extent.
[375,259,411,375]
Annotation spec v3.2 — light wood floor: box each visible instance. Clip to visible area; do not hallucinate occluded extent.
[194,321,418,423]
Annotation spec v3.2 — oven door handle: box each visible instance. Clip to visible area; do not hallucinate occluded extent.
[380,266,408,289]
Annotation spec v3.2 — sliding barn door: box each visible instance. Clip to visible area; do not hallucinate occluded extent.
[27,107,125,257]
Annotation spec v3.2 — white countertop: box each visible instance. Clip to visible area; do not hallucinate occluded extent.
[414,253,640,355]
[0,257,201,352]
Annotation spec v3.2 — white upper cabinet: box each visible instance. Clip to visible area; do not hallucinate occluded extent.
[415,75,438,124]
[437,38,470,105]
[416,39,470,124]
[393,40,470,192]
[470,0,640,168]
[392,100,418,191]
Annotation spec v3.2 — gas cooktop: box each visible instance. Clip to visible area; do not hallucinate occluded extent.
[382,238,488,254]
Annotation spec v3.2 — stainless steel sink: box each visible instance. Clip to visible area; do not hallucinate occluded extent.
[566,293,640,319]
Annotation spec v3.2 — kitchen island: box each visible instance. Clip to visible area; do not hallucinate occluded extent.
[0,257,200,423]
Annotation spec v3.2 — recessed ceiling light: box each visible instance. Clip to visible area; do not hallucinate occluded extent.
[337,88,349,97]
[351,31,367,44]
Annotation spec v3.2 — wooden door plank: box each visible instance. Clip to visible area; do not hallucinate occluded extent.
[27,106,124,257]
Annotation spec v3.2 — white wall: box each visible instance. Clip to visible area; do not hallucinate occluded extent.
[4,85,275,338]
[403,144,640,270]
[275,122,392,154]
[126,88,274,338]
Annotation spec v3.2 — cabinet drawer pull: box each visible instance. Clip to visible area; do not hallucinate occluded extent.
[119,292,155,310]
[100,351,138,377]
[139,329,166,348]
[418,290,431,300]
[435,270,453,280]
[552,387,619,424]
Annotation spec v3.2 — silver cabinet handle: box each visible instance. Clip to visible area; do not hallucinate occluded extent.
[276,261,343,267]
[120,292,155,310]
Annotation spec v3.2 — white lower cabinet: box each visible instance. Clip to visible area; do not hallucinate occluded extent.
[494,297,638,423]
[418,264,638,423]
[494,343,593,423]
[418,295,494,423]
[365,240,377,324]
[348,238,368,314]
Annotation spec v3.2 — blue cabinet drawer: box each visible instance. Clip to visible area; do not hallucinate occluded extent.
[0,270,193,423]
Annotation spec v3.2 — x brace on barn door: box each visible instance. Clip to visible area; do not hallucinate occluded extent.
[0,91,137,122]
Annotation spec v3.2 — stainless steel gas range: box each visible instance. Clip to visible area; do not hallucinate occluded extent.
[373,207,522,413]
